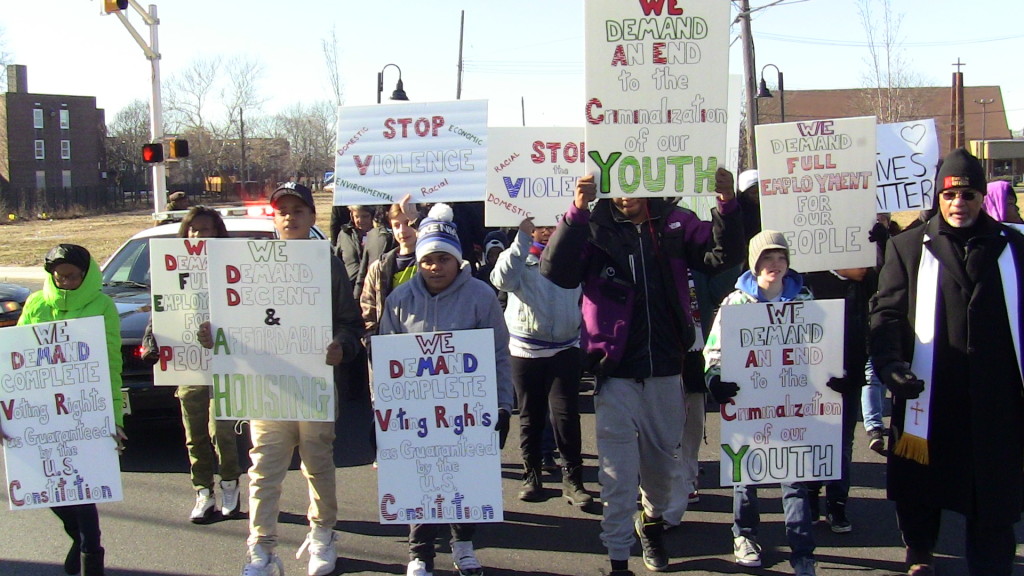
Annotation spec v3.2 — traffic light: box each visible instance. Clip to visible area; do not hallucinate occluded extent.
[141,143,164,163]
[168,139,190,159]
[104,0,129,13]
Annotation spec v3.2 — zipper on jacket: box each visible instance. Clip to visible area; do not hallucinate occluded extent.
[636,226,654,378]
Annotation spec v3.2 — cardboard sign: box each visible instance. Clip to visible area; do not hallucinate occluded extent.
[485,127,586,227]
[677,73,742,219]
[371,329,503,524]
[334,100,488,205]
[206,239,335,422]
[584,0,731,198]
[717,300,845,486]
[875,119,939,212]
[149,238,213,387]
[755,116,877,272]
[1,317,123,510]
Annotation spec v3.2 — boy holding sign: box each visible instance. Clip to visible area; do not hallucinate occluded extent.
[378,203,513,576]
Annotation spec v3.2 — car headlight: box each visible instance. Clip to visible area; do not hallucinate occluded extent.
[1,301,22,313]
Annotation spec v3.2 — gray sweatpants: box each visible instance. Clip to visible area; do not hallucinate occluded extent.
[663,391,706,525]
[595,375,686,561]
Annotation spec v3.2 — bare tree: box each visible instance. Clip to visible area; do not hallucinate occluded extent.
[0,25,9,92]
[269,101,337,187]
[106,99,151,192]
[164,57,222,134]
[856,0,924,123]
[321,25,345,107]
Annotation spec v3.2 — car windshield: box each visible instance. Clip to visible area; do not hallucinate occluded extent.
[102,229,281,288]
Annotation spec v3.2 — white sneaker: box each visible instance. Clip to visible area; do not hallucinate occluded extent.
[451,540,483,576]
[220,479,241,517]
[733,535,762,567]
[241,544,284,576]
[190,488,216,524]
[407,558,433,576]
[296,527,338,576]
[793,557,817,576]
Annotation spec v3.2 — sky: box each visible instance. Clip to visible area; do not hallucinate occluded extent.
[2,0,1021,132]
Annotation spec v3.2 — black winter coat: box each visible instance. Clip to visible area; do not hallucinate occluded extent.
[870,213,1024,526]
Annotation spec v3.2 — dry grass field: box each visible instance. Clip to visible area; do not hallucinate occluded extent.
[0,193,339,268]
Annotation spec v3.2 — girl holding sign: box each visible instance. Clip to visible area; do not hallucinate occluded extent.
[378,203,514,576]
[13,244,126,576]
[703,231,819,576]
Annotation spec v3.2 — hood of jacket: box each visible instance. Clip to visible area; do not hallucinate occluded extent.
[735,268,805,302]
[36,257,107,314]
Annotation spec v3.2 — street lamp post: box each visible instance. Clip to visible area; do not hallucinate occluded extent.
[756,64,785,124]
[377,64,409,104]
[974,97,994,177]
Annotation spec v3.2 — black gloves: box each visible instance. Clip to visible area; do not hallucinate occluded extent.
[879,361,925,399]
[868,221,889,244]
[707,375,739,404]
[495,409,511,449]
[825,375,861,394]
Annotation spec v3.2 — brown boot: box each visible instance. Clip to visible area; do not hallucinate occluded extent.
[517,465,543,502]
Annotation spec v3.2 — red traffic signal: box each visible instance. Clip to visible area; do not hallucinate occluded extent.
[104,0,129,13]
[141,143,164,163]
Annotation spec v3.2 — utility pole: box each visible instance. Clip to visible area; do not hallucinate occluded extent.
[107,1,167,212]
[456,10,465,100]
[975,97,994,177]
[738,0,758,169]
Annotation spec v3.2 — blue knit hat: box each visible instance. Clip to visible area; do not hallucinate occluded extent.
[415,204,462,263]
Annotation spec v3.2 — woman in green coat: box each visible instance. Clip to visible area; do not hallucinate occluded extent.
[16,244,126,576]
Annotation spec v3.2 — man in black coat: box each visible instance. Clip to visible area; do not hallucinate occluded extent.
[870,148,1024,576]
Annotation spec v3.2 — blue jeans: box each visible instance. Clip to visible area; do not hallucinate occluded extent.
[733,483,815,563]
[861,360,884,432]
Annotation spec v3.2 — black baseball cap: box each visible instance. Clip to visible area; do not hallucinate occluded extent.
[270,182,315,211]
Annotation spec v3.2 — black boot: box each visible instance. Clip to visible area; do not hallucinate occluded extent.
[517,465,544,502]
[81,548,104,576]
[64,539,81,575]
[562,465,593,508]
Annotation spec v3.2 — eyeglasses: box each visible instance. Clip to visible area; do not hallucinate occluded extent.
[52,270,84,283]
[940,190,979,202]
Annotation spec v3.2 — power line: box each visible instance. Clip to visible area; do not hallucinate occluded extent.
[758,31,1024,48]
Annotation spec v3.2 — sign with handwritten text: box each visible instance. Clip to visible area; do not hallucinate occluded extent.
[334,100,488,206]
[584,0,730,199]
[875,119,938,212]
[485,127,585,227]
[0,317,123,510]
[370,329,502,524]
[150,238,213,387]
[718,300,844,486]
[206,239,335,422]
[755,116,877,272]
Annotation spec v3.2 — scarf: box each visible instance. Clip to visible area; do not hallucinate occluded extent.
[529,241,545,258]
[896,234,1022,465]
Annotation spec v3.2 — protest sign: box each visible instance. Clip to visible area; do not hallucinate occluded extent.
[1,317,123,510]
[584,0,730,199]
[718,299,845,486]
[371,329,503,524]
[485,127,585,226]
[206,239,335,422]
[755,116,877,272]
[676,73,742,219]
[149,238,213,387]
[875,119,938,212]
[334,100,488,206]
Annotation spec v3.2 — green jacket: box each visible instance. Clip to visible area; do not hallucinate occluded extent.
[18,257,124,427]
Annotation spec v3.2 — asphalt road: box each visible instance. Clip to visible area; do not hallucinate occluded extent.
[2,385,1022,576]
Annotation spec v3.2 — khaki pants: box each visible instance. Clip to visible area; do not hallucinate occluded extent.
[247,419,337,550]
[177,385,241,488]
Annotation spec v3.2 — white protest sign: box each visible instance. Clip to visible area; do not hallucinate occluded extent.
[206,239,335,422]
[1,317,123,510]
[718,299,845,486]
[334,100,488,206]
[677,73,742,219]
[584,0,730,199]
[484,127,585,227]
[371,329,503,524]
[876,119,938,212]
[755,116,877,272]
[150,238,212,386]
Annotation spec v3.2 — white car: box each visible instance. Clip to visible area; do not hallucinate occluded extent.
[101,206,326,420]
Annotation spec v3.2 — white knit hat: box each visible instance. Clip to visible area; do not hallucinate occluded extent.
[415,204,462,262]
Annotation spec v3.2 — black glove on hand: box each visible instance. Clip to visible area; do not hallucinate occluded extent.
[708,375,739,404]
[881,361,925,399]
[826,376,855,394]
[868,221,889,244]
[495,409,511,449]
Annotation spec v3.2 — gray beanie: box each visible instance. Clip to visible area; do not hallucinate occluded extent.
[748,229,789,272]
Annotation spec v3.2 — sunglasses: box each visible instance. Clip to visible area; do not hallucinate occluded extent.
[940,190,979,202]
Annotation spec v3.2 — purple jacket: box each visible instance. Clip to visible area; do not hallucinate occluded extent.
[540,197,743,377]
